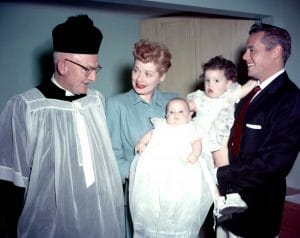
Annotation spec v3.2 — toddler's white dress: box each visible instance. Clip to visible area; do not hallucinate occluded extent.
[129,119,213,238]
[187,83,241,153]
[187,83,241,195]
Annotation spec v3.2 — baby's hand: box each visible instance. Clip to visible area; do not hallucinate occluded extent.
[187,99,197,112]
[187,154,198,164]
[135,143,146,154]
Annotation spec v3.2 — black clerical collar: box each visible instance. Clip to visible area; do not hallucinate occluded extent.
[36,81,86,102]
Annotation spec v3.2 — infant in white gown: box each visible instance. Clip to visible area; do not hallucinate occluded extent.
[129,98,213,238]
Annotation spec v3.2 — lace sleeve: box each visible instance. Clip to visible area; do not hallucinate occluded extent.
[209,105,235,152]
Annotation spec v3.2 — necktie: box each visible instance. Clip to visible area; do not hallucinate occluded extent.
[230,85,261,156]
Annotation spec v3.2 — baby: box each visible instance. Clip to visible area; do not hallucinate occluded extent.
[135,98,201,163]
[187,56,257,222]
[129,98,212,237]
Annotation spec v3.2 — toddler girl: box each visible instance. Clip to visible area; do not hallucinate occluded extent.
[187,56,257,222]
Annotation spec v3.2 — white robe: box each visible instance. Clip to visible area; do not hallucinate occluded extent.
[0,88,124,238]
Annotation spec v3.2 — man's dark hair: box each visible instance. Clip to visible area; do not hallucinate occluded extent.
[249,23,291,64]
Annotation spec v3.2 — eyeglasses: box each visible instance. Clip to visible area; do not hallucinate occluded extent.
[64,59,102,75]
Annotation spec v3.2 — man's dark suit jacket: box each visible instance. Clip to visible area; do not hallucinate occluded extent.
[217,71,300,238]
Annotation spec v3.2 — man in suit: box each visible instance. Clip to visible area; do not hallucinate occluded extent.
[216,23,300,237]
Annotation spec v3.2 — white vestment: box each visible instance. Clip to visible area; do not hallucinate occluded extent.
[0,88,124,238]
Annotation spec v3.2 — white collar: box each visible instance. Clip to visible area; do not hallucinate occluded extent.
[51,76,74,96]
[259,69,285,90]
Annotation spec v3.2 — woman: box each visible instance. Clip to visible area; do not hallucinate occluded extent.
[106,39,177,237]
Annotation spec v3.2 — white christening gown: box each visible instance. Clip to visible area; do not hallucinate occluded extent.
[129,119,213,238]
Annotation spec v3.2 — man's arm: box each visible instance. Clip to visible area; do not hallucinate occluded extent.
[218,88,300,193]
